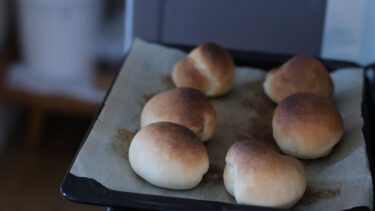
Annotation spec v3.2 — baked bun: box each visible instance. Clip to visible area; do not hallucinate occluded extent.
[273,92,344,159]
[172,43,235,97]
[129,122,209,190]
[224,140,306,208]
[263,55,333,103]
[141,88,216,141]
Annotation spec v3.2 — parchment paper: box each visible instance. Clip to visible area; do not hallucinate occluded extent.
[71,39,373,210]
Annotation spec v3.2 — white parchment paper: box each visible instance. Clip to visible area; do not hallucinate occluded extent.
[71,39,373,210]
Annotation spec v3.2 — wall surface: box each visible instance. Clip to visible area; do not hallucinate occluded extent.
[132,0,326,56]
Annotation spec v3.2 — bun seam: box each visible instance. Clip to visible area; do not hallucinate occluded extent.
[189,55,218,95]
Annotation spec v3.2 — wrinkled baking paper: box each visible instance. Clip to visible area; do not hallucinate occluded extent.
[71,39,373,210]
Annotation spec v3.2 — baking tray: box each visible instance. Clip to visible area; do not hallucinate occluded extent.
[60,43,374,211]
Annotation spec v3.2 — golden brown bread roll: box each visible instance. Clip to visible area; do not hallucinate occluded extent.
[273,92,344,159]
[172,43,235,97]
[141,88,216,141]
[129,122,209,190]
[224,140,306,208]
[263,55,334,103]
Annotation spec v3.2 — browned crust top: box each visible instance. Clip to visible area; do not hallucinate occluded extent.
[273,92,344,147]
[267,55,333,101]
[190,42,235,81]
[137,122,207,165]
[172,57,210,92]
[274,92,342,129]
[142,87,215,133]
[226,140,304,177]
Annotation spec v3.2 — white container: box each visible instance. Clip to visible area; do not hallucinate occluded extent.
[322,0,375,65]
[0,0,7,51]
[17,0,102,84]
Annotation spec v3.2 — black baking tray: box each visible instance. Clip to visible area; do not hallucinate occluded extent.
[60,43,374,211]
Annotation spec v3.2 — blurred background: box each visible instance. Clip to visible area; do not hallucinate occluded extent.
[0,0,124,210]
[0,0,374,210]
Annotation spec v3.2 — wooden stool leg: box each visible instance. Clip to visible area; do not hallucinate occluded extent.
[26,108,44,146]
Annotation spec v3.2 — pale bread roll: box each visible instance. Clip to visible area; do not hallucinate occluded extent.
[273,92,344,159]
[141,88,216,141]
[263,55,333,103]
[224,140,306,208]
[129,122,209,190]
[172,43,235,97]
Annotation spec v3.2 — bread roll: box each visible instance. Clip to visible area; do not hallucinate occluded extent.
[224,140,306,208]
[273,92,344,159]
[141,88,216,141]
[263,55,333,103]
[129,122,209,190]
[172,43,235,97]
